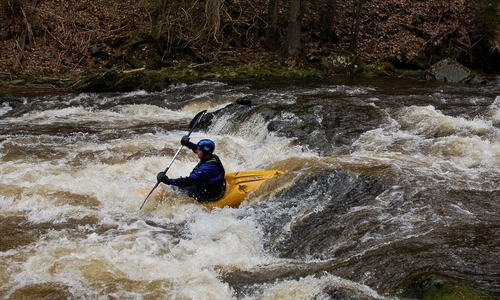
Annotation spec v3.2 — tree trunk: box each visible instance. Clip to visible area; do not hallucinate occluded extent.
[150,0,169,53]
[12,29,27,70]
[319,0,337,43]
[350,0,363,54]
[287,0,302,58]
[206,0,221,42]
[266,0,279,47]
[12,0,38,70]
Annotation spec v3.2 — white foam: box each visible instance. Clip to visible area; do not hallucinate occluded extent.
[0,101,13,116]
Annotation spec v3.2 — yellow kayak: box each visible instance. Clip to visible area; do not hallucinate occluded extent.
[201,170,285,209]
[139,170,285,209]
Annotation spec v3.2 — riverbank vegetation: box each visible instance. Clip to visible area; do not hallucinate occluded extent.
[1,0,499,87]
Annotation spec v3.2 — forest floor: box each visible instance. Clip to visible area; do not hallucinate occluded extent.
[1,0,499,96]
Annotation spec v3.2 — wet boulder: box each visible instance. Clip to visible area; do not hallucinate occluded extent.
[0,94,23,109]
[429,59,486,83]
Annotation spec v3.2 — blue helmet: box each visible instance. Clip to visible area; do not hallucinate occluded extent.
[197,139,215,154]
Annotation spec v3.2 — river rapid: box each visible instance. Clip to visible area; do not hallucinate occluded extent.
[1,77,499,299]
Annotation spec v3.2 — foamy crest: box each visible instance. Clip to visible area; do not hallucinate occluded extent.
[396,105,491,137]
[259,273,386,299]
[0,101,13,116]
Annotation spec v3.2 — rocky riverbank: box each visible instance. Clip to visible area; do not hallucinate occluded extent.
[0,57,488,98]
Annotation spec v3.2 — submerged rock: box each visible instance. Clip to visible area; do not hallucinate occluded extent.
[429,59,487,83]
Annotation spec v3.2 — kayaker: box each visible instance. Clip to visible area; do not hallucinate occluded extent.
[156,136,226,202]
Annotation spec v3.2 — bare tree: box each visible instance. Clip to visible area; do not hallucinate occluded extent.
[153,0,168,42]
[266,0,279,47]
[142,0,171,53]
[350,0,363,54]
[287,0,302,58]
[205,0,222,42]
[318,0,338,43]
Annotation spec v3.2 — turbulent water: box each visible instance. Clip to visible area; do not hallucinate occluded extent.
[1,77,499,299]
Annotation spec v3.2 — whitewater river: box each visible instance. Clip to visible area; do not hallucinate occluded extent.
[1,77,499,299]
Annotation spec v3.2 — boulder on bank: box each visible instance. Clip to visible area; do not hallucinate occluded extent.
[75,69,172,93]
[429,59,486,84]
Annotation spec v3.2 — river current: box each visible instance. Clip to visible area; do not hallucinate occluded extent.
[1,77,499,299]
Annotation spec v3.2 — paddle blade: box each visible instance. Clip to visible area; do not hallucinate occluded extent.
[189,110,207,131]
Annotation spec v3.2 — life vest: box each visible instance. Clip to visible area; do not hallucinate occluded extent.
[192,154,226,201]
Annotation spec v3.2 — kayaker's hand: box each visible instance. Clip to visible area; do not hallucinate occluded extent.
[180,135,190,146]
[157,172,171,184]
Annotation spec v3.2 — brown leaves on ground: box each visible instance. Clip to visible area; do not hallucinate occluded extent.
[0,0,498,80]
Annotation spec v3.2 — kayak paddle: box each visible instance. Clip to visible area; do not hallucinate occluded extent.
[139,110,207,210]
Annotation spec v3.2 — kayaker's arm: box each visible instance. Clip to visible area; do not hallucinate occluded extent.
[157,172,195,187]
[169,177,194,187]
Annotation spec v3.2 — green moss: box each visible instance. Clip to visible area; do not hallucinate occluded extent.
[355,62,394,77]
[423,286,495,300]
[160,63,323,82]
[397,69,424,77]
[403,275,498,300]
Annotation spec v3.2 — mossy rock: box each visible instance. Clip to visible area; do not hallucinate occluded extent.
[75,70,171,93]
[430,59,487,83]
[112,70,170,92]
[424,286,496,300]
[402,275,497,300]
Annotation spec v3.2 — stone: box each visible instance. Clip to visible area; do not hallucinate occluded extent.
[430,59,487,84]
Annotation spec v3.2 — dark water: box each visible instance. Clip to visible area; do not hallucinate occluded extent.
[1,77,499,299]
